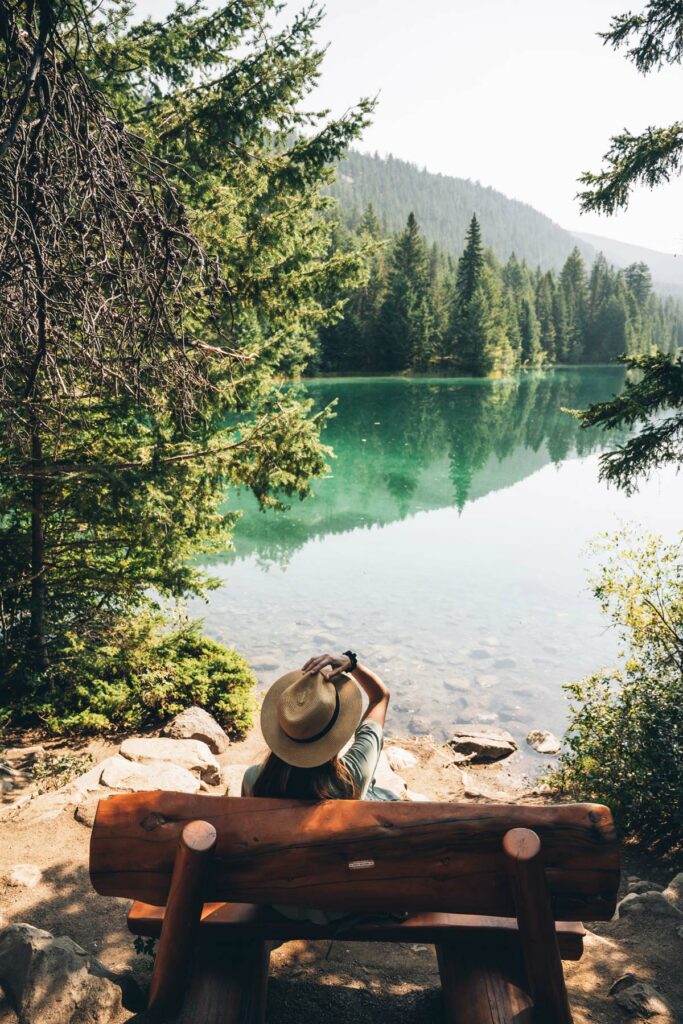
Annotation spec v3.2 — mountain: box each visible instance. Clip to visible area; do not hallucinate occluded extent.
[573,231,683,297]
[328,150,681,295]
[328,151,595,269]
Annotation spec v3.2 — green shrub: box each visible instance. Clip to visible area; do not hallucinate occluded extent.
[0,613,257,738]
[550,529,683,850]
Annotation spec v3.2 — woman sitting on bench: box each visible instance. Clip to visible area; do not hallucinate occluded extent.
[241,651,398,802]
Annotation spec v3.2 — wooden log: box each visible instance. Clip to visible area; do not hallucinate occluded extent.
[90,793,620,921]
[127,900,586,960]
[503,827,573,1024]
[178,938,270,1024]
[437,939,534,1024]
[147,819,217,1022]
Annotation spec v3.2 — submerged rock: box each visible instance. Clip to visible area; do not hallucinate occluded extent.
[448,725,517,763]
[526,730,561,754]
[162,706,230,754]
[119,736,221,784]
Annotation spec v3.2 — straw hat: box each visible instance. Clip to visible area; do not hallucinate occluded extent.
[260,669,363,769]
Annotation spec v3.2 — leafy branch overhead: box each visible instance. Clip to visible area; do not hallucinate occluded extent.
[578,0,683,214]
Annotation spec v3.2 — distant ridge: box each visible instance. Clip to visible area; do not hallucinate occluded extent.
[573,231,683,297]
[329,150,681,295]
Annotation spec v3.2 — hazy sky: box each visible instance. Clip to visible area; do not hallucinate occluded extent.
[135,0,683,254]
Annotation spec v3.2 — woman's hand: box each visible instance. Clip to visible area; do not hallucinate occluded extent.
[302,652,351,679]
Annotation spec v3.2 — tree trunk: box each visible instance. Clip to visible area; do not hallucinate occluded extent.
[30,427,49,671]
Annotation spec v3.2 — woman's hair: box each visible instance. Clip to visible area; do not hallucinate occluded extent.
[252,752,360,800]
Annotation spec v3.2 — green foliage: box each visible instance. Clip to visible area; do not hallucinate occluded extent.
[31,752,95,793]
[0,0,371,726]
[317,209,683,375]
[579,2,683,213]
[2,614,257,737]
[551,529,683,849]
[577,352,683,491]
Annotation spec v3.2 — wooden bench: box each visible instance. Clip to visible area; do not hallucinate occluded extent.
[89,791,619,1024]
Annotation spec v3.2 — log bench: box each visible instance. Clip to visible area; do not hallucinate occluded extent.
[89,791,620,1024]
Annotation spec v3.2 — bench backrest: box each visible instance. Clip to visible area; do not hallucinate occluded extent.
[89,792,619,921]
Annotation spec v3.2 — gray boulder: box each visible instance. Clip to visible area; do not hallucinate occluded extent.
[0,923,142,1024]
[100,754,200,794]
[448,725,517,763]
[626,879,664,895]
[119,736,221,785]
[617,891,683,920]
[162,706,229,755]
[663,872,683,911]
[609,974,675,1018]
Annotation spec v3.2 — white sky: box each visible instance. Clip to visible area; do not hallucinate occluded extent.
[135,0,683,254]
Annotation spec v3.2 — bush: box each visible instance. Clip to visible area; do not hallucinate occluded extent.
[0,613,257,738]
[550,529,683,850]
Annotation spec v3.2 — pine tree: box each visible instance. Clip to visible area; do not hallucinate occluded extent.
[378,213,432,369]
[560,248,589,362]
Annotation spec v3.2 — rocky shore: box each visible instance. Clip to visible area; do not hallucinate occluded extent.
[1,712,682,1023]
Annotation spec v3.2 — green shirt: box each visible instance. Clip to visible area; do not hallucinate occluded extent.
[241,719,389,799]
[240,719,399,925]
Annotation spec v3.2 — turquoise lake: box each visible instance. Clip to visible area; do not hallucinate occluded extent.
[189,368,683,770]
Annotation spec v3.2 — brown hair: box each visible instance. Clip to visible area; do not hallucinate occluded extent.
[252,751,360,800]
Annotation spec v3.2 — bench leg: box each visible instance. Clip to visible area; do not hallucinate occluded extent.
[178,938,270,1024]
[437,941,534,1024]
[147,821,217,1022]
[503,828,573,1024]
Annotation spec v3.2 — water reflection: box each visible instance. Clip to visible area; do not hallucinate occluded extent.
[224,368,628,565]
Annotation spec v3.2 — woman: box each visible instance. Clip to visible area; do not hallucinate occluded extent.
[241,650,400,926]
[241,650,398,802]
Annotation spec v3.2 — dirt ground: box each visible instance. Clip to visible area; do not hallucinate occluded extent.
[1,729,682,1023]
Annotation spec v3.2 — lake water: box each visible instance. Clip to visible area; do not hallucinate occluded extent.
[189,368,683,770]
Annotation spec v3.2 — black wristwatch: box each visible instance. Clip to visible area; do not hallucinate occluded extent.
[343,649,358,672]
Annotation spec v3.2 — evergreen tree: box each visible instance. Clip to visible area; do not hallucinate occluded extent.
[378,213,433,369]
[560,248,589,362]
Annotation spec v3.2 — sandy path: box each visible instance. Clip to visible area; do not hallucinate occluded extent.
[1,731,681,1023]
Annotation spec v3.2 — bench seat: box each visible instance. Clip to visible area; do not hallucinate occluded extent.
[128,899,586,959]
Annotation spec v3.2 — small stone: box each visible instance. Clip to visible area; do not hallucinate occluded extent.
[617,891,683,920]
[385,746,418,771]
[443,677,471,692]
[408,716,432,736]
[5,864,42,888]
[449,725,517,763]
[493,658,517,669]
[162,706,229,754]
[475,674,499,688]
[373,751,407,796]
[74,796,102,829]
[251,656,280,672]
[470,649,492,660]
[609,974,674,1017]
[405,789,430,802]
[626,880,664,895]
[100,755,200,794]
[222,764,251,796]
[120,737,221,785]
[526,730,561,755]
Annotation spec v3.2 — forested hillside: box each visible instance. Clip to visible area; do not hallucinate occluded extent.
[328,151,595,270]
[316,211,683,375]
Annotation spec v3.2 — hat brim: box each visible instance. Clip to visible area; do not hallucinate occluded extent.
[260,670,363,769]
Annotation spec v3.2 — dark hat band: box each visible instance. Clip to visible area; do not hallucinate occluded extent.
[285,688,341,745]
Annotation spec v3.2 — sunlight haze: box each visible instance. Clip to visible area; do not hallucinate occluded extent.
[135,0,683,254]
